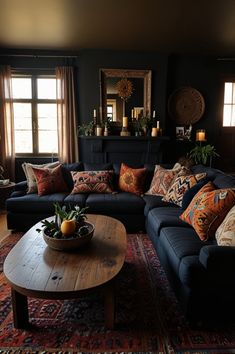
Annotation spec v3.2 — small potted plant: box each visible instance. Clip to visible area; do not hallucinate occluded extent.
[78,121,94,136]
[37,203,94,251]
[189,143,219,167]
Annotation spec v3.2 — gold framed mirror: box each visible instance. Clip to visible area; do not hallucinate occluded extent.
[99,69,152,125]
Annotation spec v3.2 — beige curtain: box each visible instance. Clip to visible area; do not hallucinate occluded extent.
[56,66,79,163]
[0,66,15,180]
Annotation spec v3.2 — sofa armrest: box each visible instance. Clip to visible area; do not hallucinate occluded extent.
[15,181,27,192]
[199,245,235,283]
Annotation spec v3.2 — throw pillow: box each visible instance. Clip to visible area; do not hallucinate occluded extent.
[22,161,60,194]
[70,170,114,194]
[32,164,68,196]
[180,182,235,241]
[181,177,210,210]
[215,205,235,246]
[162,172,207,206]
[146,166,178,196]
[118,163,147,195]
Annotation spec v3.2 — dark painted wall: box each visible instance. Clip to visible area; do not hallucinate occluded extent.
[1,48,235,172]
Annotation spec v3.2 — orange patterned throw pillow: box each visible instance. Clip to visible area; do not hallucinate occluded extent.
[32,164,68,196]
[118,163,147,195]
[180,181,235,241]
[70,170,114,194]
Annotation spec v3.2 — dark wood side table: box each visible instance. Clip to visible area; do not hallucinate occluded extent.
[0,182,15,211]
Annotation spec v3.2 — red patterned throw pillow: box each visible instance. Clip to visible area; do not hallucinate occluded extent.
[118,163,147,195]
[180,182,235,241]
[32,164,68,196]
[146,166,179,196]
[70,170,114,194]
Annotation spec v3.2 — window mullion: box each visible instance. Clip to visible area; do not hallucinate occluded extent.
[32,76,38,155]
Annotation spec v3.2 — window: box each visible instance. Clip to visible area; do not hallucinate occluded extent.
[223,82,235,127]
[12,73,58,155]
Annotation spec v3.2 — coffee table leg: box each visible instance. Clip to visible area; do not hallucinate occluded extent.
[104,281,115,329]
[11,288,29,329]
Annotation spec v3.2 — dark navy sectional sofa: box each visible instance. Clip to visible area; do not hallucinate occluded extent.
[6,162,235,325]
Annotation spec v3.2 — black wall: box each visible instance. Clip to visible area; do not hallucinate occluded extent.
[1,48,235,172]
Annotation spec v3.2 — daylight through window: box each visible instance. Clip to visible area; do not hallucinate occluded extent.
[12,74,58,155]
[223,82,235,127]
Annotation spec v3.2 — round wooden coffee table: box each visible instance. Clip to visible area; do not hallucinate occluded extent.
[3,214,127,329]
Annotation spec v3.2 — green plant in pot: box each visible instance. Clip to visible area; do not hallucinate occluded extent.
[78,121,94,136]
[189,143,219,166]
[36,203,89,239]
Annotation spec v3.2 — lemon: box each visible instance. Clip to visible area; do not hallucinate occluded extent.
[60,220,76,235]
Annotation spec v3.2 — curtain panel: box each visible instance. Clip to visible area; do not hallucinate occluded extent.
[56,66,79,164]
[0,66,15,180]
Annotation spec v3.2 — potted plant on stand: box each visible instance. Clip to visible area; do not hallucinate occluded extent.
[189,143,219,167]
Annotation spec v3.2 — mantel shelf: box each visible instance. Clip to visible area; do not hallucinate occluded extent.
[79,135,170,141]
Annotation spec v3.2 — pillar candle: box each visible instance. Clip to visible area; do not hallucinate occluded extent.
[96,126,103,136]
[123,116,128,128]
[151,127,158,137]
[156,121,160,129]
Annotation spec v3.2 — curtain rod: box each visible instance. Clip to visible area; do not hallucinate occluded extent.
[0,54,78,58]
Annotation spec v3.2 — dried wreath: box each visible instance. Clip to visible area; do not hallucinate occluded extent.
[116,78,134,101]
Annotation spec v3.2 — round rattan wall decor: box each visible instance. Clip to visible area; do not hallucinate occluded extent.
[168,87,205,125]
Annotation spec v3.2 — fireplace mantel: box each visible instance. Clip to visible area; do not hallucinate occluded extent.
[79,136,171,165]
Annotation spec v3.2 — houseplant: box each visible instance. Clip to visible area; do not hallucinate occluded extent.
[189,143,219,167]
[78,121,94,136]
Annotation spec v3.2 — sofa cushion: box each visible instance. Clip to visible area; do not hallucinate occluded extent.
[162,173,207,206]
[85,192,145,214]
[61,162,84,190]
[118,163,147,195]
[70,170,114,194]
[146,207,190,236]
[6,192,67,214]
[159,226,212,277]
[32,165,68,196]
[180,181,235,241]
[143,195,176,215]
[215,205,235,246]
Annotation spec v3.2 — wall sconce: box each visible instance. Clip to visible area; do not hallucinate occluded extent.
[196,129,206,142]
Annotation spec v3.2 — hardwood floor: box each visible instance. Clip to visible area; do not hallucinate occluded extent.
[0,212,11,242]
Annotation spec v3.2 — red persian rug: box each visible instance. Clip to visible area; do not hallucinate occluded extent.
[0,232,235,354]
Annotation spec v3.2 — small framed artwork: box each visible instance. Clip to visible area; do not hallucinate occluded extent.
[176,126,185,140]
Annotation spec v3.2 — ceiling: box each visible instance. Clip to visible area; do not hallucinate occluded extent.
[0,0,235,56]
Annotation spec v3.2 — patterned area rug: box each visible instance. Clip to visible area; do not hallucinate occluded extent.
[0,233,235,354]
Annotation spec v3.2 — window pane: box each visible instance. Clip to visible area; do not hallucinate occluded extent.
[38,131,58,153]
[12,78,32,99]
[223,104,232,126]
[15,131,33,153]
[37,78,56,99]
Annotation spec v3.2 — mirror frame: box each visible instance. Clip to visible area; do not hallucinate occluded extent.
[99,68,152,125]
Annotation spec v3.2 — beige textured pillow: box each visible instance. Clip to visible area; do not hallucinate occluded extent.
[22,161,60,193]
[215,205,235,246]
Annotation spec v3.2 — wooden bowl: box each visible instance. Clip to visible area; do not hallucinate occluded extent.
[43,221,94,251]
